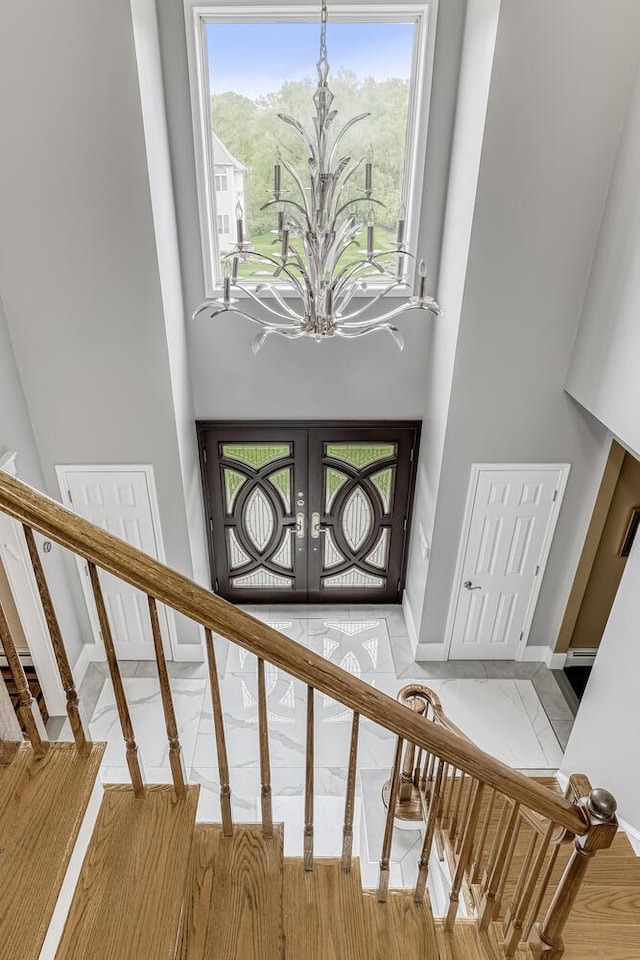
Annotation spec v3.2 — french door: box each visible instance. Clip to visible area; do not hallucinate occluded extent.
[197,422,419,603]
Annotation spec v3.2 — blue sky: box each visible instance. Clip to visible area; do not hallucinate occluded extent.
[206,21,414,99]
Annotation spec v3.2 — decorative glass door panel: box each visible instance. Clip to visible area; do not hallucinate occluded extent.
[200,427,309,602]
[308,429,415,602]
[198,423,418,603]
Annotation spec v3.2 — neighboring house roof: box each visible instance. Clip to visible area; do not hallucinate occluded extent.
[212,131,246,171]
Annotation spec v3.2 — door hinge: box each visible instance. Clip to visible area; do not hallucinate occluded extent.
[203,448,208,463]
[534,564,540,576]
[209,517,214,534]
[67,489,73,503]
[403,517,407,531]
[397,579,402,592]
[519,631,524,643]
[552,489,558,502]
[214,578,219,592]
[410,448,415,462]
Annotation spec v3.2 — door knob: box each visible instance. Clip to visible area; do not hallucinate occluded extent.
[463,580,481,590]
[294,512,306,540]
[310,513,328,539]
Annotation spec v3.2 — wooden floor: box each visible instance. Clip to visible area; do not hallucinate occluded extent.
[179,823,284,960]
[559,833,640,960]
[364,890,439,960]
[284,858,369,960]
[55,783,199,960]
[0,742,104,960]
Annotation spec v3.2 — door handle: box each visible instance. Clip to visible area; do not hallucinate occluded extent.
[310,512,326,539]
[294,512,306,540]
[463,580,482,590]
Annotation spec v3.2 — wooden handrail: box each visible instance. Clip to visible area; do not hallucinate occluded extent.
[0,472,586,835]
[398,683,554,838]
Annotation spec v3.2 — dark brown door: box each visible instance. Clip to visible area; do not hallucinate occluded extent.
[198,422,419,604]
[199,424,309,602]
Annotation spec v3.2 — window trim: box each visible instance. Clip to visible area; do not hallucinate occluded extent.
[184,0,438,297]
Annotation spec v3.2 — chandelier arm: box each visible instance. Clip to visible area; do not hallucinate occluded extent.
[192,298,220,320]
[277,113,318,161]
[327,237,360,278]
[241,285,302,324]
[324,156,351,216]
[340,300,425,328]
[261,197,312,234]
[329,114,371,166]
[253,283,301,319]
[333,257,387,293]
[331,159,365,211]
[334,280,367,314]
[334,323,404,349]
[279,241,317,311]
[221,306,305,331]
[336,281,405,322]
[334,195,385,223]
[280,158,313,219]
[238,249,307,298]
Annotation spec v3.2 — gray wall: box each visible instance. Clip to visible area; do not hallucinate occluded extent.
[414,0,640,650]
[0,294,87,666]
[561,529,640,834]
[566,59,640,461]
[0,0,200,645]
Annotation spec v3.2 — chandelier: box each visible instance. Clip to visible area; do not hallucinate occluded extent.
[193,0,441,353]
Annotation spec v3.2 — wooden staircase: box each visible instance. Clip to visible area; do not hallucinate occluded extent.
[3,747,640,960]
[0,472,637,960]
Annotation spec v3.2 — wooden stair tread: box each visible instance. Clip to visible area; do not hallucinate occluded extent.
[559,921,640,960]
[55,783,199,960]
[283,858,368,960]
[363,890,439,960]
[180,823,284,960]
[435,920,532,960]
[0,741,104,960]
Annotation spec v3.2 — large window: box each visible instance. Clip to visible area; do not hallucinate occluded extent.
[186,2,437,292]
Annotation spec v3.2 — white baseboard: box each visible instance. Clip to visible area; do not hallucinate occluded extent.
[618,815,640,856]
[173,643,205,662]
[401,593,419,656]
[72,644,92,687]
[415,642,448,662]
[521,646,567,669]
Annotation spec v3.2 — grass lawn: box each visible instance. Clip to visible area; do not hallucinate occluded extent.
[222,225,399,282]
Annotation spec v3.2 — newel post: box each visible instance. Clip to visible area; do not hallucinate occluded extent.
[528,787,618,960]
[382,685,428,822]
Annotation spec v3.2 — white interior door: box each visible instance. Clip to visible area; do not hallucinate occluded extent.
[58,466,174,661]
[448,465,568,660]
[0,511,66,714]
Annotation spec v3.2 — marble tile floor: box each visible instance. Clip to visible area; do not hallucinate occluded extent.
[56,606,573,906]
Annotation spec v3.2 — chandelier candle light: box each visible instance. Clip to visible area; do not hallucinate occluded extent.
[193,0,441,353]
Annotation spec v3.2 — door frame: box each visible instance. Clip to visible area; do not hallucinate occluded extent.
[197,420,421,602]
[0,450,67,715]
[443,462,570,661]
[55,464,179,661]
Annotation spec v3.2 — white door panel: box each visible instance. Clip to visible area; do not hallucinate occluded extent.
[449,467,567,660]
[60,468,173,661]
